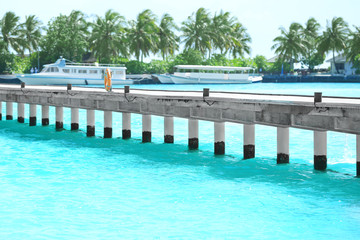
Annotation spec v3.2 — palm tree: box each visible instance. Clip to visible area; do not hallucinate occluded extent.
[127,9,159,62]
[181,8,211,56]
[271,22,306,69]
[89,9,127,63]
[0,11,22,54]
[211,10,236,55]
[229,22,251,58]
[18,15,42,55]
[346,26,360,62]
[318,17,349,73]
[158,13,179,60]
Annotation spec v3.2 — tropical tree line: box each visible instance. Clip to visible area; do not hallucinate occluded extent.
[0,8,254,73]
[272,17,360,73]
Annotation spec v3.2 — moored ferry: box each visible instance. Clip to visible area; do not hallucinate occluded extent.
[17,57,132,85]
[170,65,262,84]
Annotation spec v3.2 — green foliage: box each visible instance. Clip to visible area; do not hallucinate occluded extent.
[125,60,150,74]
[268,60,291,74]
[253,55,268,72]
[203,54,229,66]
[0,41,15,74]
[41,10,89,63]
[301,51,325,71]
[352,54,360,74]
[11,56,31,73]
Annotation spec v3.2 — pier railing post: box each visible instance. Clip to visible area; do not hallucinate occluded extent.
[243,124,255,159]
[6,102,13,120]
[122,112,131,139]
[142,114,151,142]
[277,127,289,163]
[214,121,225,155]
[71,108,79,130]
[17,103,24,123]
[42,105,49,126]
[55,107,63,130]
[87,109,95,137]
[314,131,327,170]
[104,111,112,138]
[164,116,174,143]
[29,104,37,126]
[188,119,199,150]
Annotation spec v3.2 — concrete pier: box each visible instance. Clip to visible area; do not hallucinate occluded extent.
[71,108,79,130]
[17,103,24,123]
[122,112,131,139]
[188,119,199,150]
[164,116,174,143]
[142,114,151,142]
[42,105,49,126]
[277,127,289,164]
[244,124,255,159]
[314,131,327,170]
[87,109,95,137]
[214,122,225,155]
[104,111,112,138]
[6,102,13,120]
[55,107,63,130]
[29,104,37,126]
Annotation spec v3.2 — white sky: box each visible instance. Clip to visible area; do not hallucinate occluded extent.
[1,0,359,61]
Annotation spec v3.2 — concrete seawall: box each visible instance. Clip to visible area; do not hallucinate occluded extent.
[263,75,360,83]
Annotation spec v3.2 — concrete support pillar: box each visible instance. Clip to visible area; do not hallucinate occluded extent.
[0,101,2,120]
[87,109,95,137]
[55,107,63,130]
[17,103,24,123]
[142,114,151,142]
[188,119,199,150]
[42,105,49,126]
[71,108,79,130]
[357,135,360,177]
[243,124,255,159]
[314,131,327,170]
[6,102,13,120]
[104,111,112,138]
[277,127,290,164]
[122,112,131,139]
[29,104,37,126]
[214,122,225,155]
[164,116,174,143]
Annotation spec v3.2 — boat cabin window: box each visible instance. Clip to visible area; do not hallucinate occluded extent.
[72,69,76,73]
[78,69,87,74]
[89,70,98,74]
[115,71,123,75]
[62,69,70,73]
[46,67,59,73]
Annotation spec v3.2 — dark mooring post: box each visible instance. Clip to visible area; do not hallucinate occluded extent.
[42,105,49,126]
[17,103,24,123]
[357,135,360,177]
[87,109,95,137]
[55,106,63,130]
[104,111,112,138]
[142,114,151,143]
[6,102,13,120]
[314,131,327,170]
[277,127,289,163]
[71,108,79,130]
[122,112,131,139]
[243,124,255,159]
[164,116,174,143]
[0,101,2,120]
[29,104,37,126]
[214,122,225,155]
[188,119,199,150]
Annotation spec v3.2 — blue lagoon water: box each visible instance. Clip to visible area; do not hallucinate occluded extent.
[1,83,360,239]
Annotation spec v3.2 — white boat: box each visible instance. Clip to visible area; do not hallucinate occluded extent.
[169,65,262,84]
[153,74,174,84]
[17,57,132,85]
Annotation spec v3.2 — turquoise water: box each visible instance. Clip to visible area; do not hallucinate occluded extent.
[1,83,360,239]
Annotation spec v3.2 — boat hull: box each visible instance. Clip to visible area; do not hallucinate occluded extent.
[170,75,253,84]
[17,74,134,85]
[153,74,173,84]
